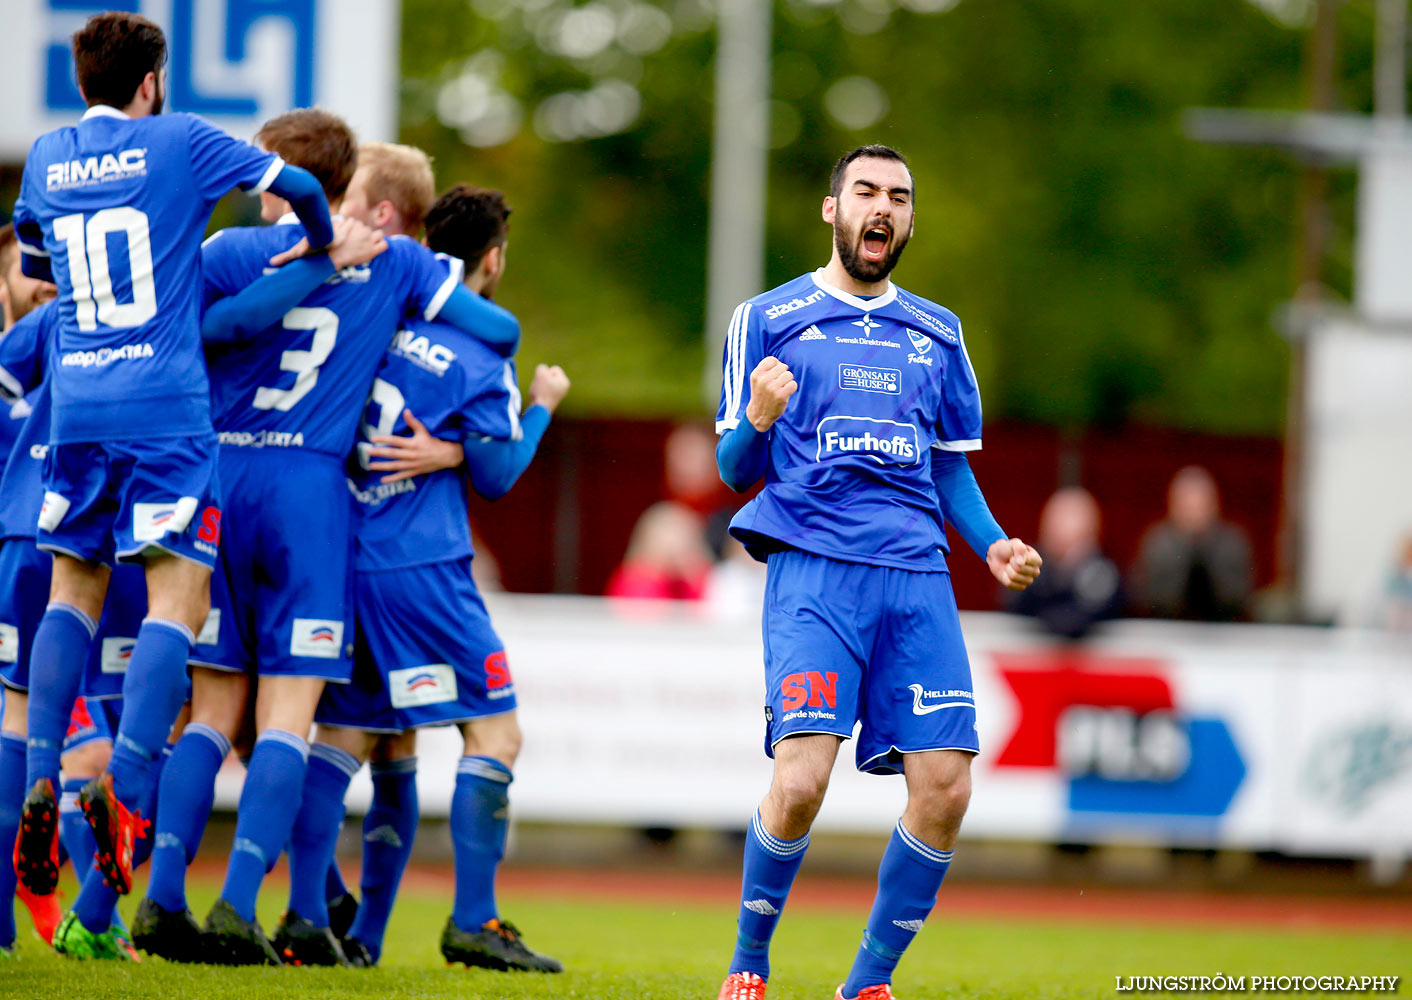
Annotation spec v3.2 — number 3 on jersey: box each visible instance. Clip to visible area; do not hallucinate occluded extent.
[252,307,340,411]
[356,377,406,469]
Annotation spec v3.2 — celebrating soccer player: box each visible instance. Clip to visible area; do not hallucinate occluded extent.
[712,145,1041,1000]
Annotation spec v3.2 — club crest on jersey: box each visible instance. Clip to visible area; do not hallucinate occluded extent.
[291,618,345,659]
[0,623,17,663]
[816,416,920,466]
[906,328,932,355]
[101,637,137,674]
[46,148,147,190]
[388,664,458,708]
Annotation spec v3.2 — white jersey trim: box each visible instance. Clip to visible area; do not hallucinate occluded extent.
[932,438,981,452]
[716,417,741,434]
[424,269,459,321]
[249,155,286,196]
[0,363,23,401]
[811,268,896,311]
[502,362,524,442]
[719,301,751,432]
[17,239,48,258]
[80,104,129,121]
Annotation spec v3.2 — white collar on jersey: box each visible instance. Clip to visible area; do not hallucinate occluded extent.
[81,105,130,121]
[811,268,897,311]
[276,212,300,226]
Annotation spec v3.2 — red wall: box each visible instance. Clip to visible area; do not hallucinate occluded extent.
[470,418,1284,611]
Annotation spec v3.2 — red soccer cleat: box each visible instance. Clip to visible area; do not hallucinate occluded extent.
[718,971,768,1000]
[15,880,62,945]
[77,774,149,895]
[14,778,61,897]
[835,986,896,1000]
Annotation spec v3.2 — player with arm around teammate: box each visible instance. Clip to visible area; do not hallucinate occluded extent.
[713,145,1040,1000]
[279,185,567,973]
[8,11,335,960]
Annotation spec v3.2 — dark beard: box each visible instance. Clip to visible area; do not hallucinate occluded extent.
[834,220,908,284]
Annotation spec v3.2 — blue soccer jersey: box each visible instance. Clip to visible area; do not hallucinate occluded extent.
[349,316,522,572]
[0,304,59,541]
[716,270,983,571]
[202,225,467,458]
[11,107,282,443]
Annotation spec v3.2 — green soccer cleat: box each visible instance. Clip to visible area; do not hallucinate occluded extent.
[52,911,138,961]
[271,909,348,967]
[201,898,282,966]
[440,915,563,973]
[131,896,205,963]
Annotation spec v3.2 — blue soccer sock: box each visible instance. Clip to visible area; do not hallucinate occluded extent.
[288,743,359,926]
[131,741,173,872]
[728,810,810,980]
[449,756,511,934]
[146,723,230,913]
[348,756,418,959]
[60,777,99,879]
[107,619,194,807]
[0,731,27,948]
[220,729,309,922]
[326,852,350,903]
[840,822,953,997]
[25,604,96,793]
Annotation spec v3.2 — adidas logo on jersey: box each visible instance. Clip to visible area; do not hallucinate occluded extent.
[743,899,780,916]
[799,325,825,341]
[892,918,925,933]
[46,148,147,190]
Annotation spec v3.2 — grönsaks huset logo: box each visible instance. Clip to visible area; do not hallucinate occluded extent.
[839,364,900,394]
[291,618,344,659]
[816,416,920,465]
[389,663,459,708]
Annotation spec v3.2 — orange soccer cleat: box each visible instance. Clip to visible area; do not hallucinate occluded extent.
[835,986,896,1000]
[14,778,61,897]
[15,879,62,945]
[77,774,149,895]
[718,971,768,1000]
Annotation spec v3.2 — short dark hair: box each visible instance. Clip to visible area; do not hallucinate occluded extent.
[255,109,358,204]
[829,144,911,200]
[424,185,512,265]
[72,12,166,110]
[0,224,16,274]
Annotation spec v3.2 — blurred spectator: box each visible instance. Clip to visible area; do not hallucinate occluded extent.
[1375,532,1412,632]
[1008,487,1122,638]
[607,501,713,600]
[705,536,768,618]
[1132,466,1253,621]
[664,422,738,557]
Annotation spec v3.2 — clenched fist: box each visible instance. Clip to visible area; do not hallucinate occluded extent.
[987,537,1043,591]
[745,357,797,433]
[529,364,570,414]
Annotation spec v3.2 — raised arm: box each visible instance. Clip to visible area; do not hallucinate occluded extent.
[263,163,335,250]
[931,449,1041,590]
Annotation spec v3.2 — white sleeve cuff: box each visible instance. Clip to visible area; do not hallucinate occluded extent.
[716,418,740,434]
[249,155,286,195]
[932,438,981,452]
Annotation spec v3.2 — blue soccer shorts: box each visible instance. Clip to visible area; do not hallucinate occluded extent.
[189,449,353,681]
[62,696,122,756]
[1,538,149,699]
[36,436,223,569]
[316,557,516,734]
[762,548,980,774]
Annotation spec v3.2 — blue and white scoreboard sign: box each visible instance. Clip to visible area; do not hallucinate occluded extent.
[1,0,400,160]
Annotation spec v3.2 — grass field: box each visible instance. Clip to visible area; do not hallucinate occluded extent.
[1,871,1407,1000]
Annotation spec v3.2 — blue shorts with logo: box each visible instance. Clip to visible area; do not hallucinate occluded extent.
[36,436,223,569]
[316,557,516,733]
[62,696,122,755]
[0,537,147,698]
[190,449,353,681]
[762,548,980,775]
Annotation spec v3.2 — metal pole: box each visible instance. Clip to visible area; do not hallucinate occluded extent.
[701,0,772,406]
[1375,0,1408,119]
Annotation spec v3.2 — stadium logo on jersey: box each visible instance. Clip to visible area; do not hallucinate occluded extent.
[291,618,345,659]
[61,343,155,367]
[37,491,70,532]
[780,671,838,722]
[45,148,147,190]
[388,664,458,708]
[0,623,17,663]
[816,417,920,466]
[839,364,900,395]
[799,325,826,342]
[100,637,137,674]
[908,684,973,716]
[485,651,515,699]
[133,498,199,542]
[390,329,458,375]
[898,299,960,345]
[744,899,780,916]
[764,288,826,320]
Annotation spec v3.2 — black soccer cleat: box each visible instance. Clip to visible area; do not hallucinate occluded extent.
[327,892,359,941]
[131,897,205,963]
[440,916,563,973]
[15,778,61,896]
[272,909,348,967]
[341,935,375,968]
[201,898,282,966]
